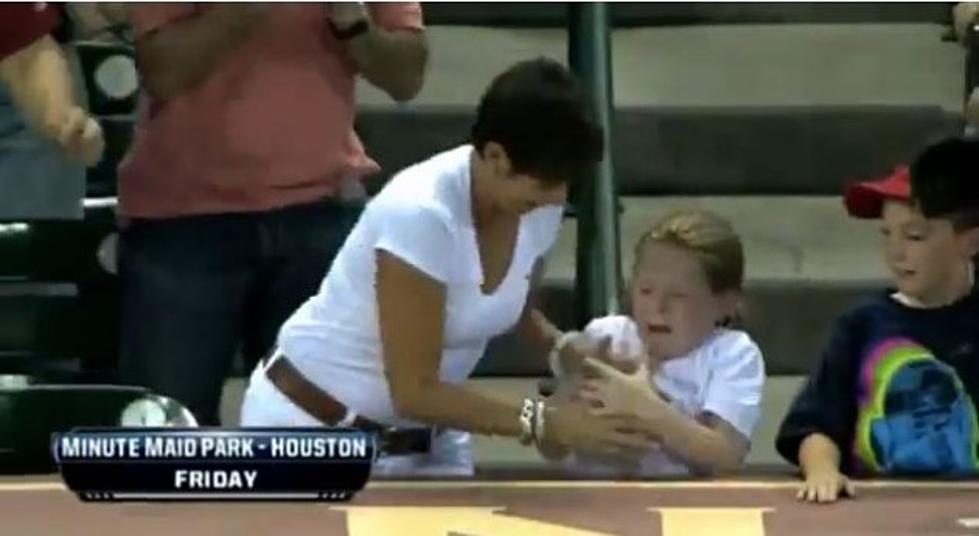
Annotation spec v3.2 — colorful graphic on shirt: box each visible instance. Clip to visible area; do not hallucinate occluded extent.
[854,337,979,475]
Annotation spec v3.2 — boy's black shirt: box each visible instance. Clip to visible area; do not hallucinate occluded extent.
[776,285,979,476]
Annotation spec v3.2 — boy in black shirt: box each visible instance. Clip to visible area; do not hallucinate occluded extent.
[776,140,979,503]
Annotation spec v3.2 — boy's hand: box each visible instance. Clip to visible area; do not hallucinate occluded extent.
[797,467,856,503]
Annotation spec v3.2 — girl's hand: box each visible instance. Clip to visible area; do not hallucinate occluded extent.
[577,357,665,418]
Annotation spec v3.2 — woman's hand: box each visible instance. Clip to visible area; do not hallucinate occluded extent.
[555,333,609,376]
[556,333,645,378]
[543,394,655,458]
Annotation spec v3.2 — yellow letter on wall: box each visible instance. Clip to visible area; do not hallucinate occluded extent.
[335,506,617,536]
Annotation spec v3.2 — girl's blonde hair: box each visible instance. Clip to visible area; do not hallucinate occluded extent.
[634,209,745,294]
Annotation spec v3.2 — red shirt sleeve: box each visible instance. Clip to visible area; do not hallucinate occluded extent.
[0,3,60,61]
[368,2,424,31]
[130,2,199,39]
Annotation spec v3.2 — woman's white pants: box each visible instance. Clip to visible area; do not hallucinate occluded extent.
[239,360,475,477]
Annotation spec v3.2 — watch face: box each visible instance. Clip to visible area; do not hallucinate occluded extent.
[119,398,168,427]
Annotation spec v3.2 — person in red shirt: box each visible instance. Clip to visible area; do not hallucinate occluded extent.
[0,3,104,166]
[117,3,428,425]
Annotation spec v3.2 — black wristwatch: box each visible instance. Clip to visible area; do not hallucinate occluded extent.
[330,18,370,41]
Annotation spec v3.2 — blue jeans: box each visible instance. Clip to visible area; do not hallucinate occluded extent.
[0,96,85,221]
[117,197,362,425]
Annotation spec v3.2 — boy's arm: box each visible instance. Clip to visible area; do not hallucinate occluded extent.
[797,433,856,502]
[775,311,863,501]
[775,312,861,469]
[799,433,842,475]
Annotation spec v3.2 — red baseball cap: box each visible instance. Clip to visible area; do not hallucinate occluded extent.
[843,165,912,219]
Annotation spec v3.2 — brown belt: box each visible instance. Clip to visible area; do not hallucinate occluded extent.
[263,353,432,455]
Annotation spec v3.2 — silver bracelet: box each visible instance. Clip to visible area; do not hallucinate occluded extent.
[518,398,535,446]
[532,398,547,447]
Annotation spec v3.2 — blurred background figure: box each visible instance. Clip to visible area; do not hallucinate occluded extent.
[116,3,428,426]
[0,3,105,169]
[952,2,979,128]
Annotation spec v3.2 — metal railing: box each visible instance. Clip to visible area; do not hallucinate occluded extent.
[567,3,623,326]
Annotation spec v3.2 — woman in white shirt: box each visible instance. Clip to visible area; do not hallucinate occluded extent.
[240,58,654,475]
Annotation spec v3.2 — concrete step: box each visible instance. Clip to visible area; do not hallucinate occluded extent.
[477,277,879,377]
[357,24,965,110]
[357,105,962,196]
[549,197,889,283]
[92,105,962,198]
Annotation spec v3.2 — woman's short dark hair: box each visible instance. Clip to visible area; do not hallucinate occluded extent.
[470,57,604,185]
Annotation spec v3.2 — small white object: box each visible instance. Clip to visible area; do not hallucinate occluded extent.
[94,55,139,100]
[119,395,199,427]
[0,375,31,389]
[96,233,118,275]
[959,518,979,529]
[119,397,168,427]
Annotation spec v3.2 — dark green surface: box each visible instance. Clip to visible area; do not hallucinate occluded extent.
[421,2,951,27]
[0,385,148,473]
[568,3,624,324]
[0,204,119,379]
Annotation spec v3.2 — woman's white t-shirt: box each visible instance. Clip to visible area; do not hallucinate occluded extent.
[277,145,563,427]
[566,315,766,476]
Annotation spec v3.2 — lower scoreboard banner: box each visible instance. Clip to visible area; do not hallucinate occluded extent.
[52,428,376,501]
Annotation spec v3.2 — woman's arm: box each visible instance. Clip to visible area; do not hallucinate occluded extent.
[376,250,655,457]
[512,258,611,377]
[512,258,563,357]
[376,249,522,436]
